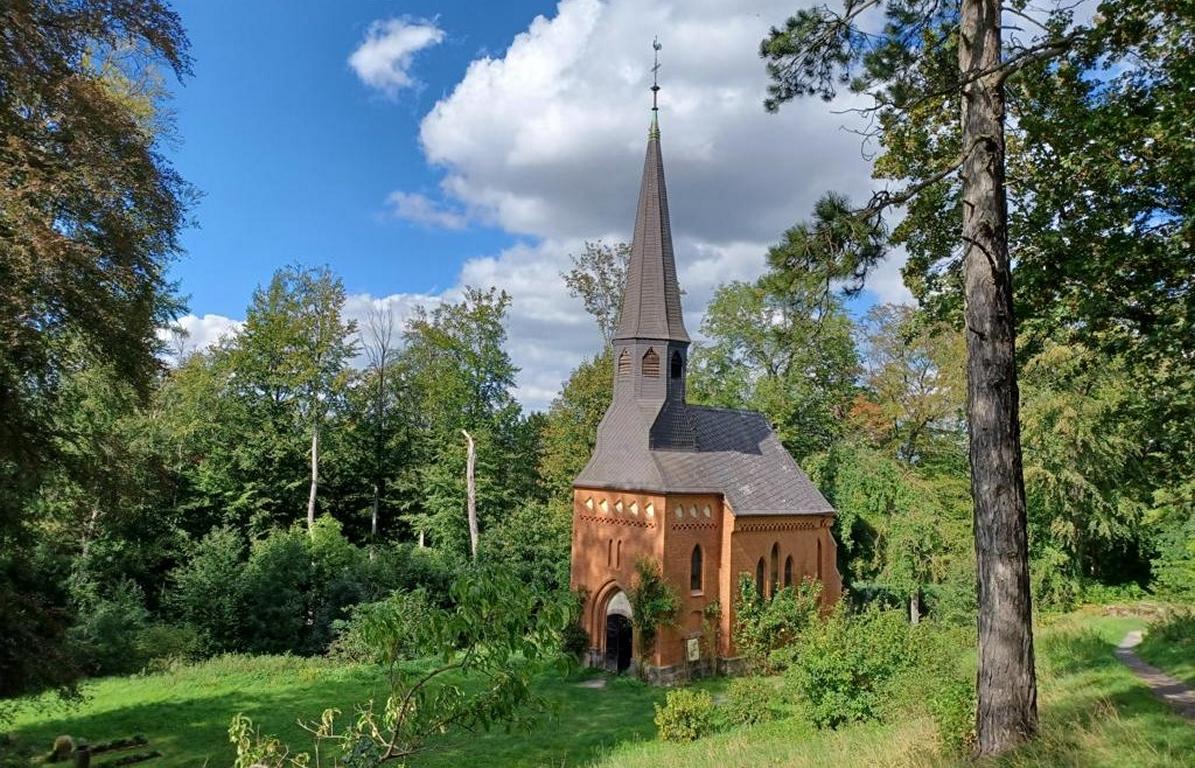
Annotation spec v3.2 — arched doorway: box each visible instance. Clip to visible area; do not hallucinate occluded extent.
[604,590,633,673]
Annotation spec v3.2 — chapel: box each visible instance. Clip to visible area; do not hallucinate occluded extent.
[569,93,843,683]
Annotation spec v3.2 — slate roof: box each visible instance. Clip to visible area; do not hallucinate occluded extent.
[612,118,689,343]
[575,404,834,516]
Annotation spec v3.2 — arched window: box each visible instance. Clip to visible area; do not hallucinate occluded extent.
[617,349,631,378]
[816,538,823,580]
[670,350,683,379]
[784,556,794,587]
[690,545,703,592]
[607,539,612,567]
[616,539,622,568]
[642,348,660,377]
[770,543,780,595]
[755,558,766,597]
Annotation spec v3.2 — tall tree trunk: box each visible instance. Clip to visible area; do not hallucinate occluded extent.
[307,422,320,533]
[370,481,380,561]
[462,430,478,560]
[960,0,1037,754]
[909,590,920,625]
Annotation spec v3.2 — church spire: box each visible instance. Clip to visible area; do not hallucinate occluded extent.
[613,39,688,344]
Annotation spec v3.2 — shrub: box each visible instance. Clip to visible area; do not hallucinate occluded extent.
[785,606,914,728]
[628,559,679,658]
[560,621,590,660]
[1147,609,1195,645]
[721,676,775,727]
[733,575,821,673]
[67,580,148,675]
[167,525,245,652]
[238,526,312,654]
[135,623,202,672]
[654,688,715,742]
[327,589,436,664]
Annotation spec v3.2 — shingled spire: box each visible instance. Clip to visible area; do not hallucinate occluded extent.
[613,68,689,344]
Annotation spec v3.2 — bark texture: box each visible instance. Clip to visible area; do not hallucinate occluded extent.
[462,430,479,560]
[307,425,319,532]
[960,0,1038,755]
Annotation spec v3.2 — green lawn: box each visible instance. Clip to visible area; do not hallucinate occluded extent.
[3,607,1193,768]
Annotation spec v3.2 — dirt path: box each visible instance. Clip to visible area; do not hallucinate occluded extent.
[1115,631,1195,721]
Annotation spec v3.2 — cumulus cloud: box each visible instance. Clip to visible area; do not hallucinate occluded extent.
[159,313,244,361]
[399,0,893,409]
[349,18,444,96]
[384,191,468,229]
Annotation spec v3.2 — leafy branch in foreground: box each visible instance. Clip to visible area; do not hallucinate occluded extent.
[229,566,575,767]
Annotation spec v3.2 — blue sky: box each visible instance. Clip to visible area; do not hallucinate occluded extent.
[168,0,555,317]
[165,0,909,409]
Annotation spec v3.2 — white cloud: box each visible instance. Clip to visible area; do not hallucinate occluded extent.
[158,313,244,361]
[400,0,894,409]
[349,18,444,97]
[384,191,468,230]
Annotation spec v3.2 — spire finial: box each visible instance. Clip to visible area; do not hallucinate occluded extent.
[650,37,662,138]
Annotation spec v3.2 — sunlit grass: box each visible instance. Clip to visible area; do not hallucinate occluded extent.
[3,606,1193,768]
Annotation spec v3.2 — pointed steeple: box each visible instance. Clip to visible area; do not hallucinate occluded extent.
[613,64,689,344]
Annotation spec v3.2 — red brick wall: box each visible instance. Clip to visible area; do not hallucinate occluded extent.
[570,487,665,665]
[656,494,724,668]
[571,486,843,671]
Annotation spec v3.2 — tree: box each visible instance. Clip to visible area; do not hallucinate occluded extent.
[0,0,192,701]
[401,288,528,554]
[230,266,357,533]
[562,241,631,345]
[689,274,859,462]
[857,304,966,467]
[762,5,1192,749]
[362,306,400,553]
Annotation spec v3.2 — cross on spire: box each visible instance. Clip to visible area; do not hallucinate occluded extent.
[651,37,661,112]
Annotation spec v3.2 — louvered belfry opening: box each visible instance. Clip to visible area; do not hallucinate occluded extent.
[642,348,660,377]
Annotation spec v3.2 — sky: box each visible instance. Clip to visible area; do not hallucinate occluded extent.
[165,0,912,411]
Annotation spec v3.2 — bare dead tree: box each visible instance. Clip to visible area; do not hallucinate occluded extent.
[362,304,398,559]
[461,429,478,560]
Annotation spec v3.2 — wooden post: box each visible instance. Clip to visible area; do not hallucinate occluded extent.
[461,430,478,560]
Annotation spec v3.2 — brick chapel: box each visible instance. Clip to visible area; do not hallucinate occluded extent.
[569,100,843,682]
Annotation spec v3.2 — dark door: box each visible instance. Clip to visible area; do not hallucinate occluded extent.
[605,614,633,673]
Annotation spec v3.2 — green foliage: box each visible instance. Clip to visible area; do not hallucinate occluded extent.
[721,676,776,727]
[66,580,149,677]
[477,502,571,595]
[627,559,680,657]
[653,688,715,742]
[688,275,858,462]
[732,576,821,673]
[230,565,573,767]
[785,606,915,729]
[168,526,246,653]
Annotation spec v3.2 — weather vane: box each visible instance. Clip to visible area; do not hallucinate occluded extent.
[651,37,662,111]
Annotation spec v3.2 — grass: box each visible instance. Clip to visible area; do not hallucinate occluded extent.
[2,606,1193,767]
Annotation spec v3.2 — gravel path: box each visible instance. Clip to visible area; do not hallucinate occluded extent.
[1115,630,1195,721]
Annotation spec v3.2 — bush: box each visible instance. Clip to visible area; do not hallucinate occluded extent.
[560,621,589,660]
[733,575,821,673]
[785,606,914,728]
[327,589,436,664]
[167,525,245,653]
[67,580,148,676]
[135,622,203,672]
[721,676,775,727]
[654,688,715,742]
[239,526,312,654]
[628,559,679,658]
